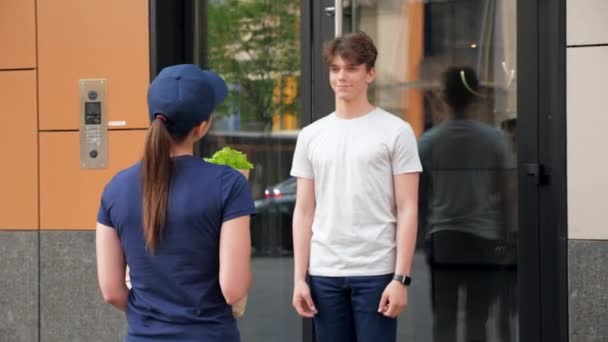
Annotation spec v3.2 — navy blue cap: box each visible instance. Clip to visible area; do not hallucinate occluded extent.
[147,64,228,134]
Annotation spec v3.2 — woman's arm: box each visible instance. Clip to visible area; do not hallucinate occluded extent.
[96,223,128,311]
[219,215,252,304]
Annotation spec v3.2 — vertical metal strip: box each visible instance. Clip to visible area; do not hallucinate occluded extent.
[335,0,343,37]
[351,0,357,32]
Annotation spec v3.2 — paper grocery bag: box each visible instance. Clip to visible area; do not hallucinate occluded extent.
[232,295,248,318]
[126,266,132,289]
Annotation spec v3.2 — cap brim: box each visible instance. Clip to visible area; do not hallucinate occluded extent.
[202,70,228,107]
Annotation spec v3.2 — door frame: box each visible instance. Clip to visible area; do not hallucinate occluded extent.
[519,0,569,341]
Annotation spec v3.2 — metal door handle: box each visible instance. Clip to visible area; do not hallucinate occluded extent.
[524,163,548,185]
[325,1,344,36]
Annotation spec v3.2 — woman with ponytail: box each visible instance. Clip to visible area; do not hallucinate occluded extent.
[96,64,255,341]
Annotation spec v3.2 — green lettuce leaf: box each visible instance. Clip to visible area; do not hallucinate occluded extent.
[204,147,254,170]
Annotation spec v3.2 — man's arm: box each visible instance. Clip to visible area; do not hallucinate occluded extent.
[394,172,420,276]
[378,172,420,318]
[293,177,315,282]
[292,177,317,317]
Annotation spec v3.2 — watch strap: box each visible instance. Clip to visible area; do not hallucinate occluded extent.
[392,273,412,286]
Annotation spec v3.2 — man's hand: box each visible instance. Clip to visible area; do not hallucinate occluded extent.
[292,280,318,318]
[378,280,408,318]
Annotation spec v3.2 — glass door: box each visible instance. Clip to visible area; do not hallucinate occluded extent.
[323,1,520,341]
[197,1,304,341]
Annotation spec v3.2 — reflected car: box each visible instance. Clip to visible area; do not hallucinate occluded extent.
[251,177,296,256]
[257,177,296,212]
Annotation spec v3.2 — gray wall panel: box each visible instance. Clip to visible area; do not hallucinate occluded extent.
[569,239,608,341]
[40,231,125,342]
[0,231,38,342]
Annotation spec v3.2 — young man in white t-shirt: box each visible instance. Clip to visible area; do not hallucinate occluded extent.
[290,32,422,341]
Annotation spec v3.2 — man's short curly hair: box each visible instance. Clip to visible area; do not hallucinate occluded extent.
[323,31,377,70]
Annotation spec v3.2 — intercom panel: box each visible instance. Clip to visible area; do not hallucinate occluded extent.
[79,79,108,169]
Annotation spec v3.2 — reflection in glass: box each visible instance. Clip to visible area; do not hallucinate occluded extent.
[419,66,517,342]
[352,1,518,341]
[201,1,302,341]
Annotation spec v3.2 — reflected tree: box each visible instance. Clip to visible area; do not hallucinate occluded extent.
[208,0,301,131]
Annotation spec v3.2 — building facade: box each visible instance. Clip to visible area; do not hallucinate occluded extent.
[0,0,605,341]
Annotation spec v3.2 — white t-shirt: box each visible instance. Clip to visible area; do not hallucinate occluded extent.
[290,108,422,276]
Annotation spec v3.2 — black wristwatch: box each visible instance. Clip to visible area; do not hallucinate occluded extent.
[392,274,412,286]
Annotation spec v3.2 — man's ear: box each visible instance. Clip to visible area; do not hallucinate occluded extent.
[366,66,376,84]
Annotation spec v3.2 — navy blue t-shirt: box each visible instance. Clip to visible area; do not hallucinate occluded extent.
[97,155,255,342]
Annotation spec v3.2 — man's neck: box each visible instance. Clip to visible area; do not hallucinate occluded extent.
[335,96,375,119]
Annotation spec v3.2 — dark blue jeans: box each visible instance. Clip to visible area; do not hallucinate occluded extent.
[309,274,397,342]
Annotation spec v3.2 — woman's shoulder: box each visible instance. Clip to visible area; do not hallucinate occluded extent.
[107,162,141,186]
[215,165,248,185]
[183,159,246,188]
[199,160,236,176]
[100,162,141,200]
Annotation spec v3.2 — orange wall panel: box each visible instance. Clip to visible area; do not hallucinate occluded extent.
[403,1,424,138]
[0,0,36,69]
[0,71,38,229]
[37,0,149,130]
[40,130,147,230]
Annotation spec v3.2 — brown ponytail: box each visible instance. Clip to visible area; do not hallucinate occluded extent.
[142,119,173,253]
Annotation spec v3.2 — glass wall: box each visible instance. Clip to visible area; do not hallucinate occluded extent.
[197,0,518,340]
[199,1,302,341]
[350,1,518,341]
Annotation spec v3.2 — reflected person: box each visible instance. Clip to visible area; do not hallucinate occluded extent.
[418,66,514,342]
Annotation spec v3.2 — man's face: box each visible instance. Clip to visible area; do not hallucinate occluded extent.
[329,55,375,102]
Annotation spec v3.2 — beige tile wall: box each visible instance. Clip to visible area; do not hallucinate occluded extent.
[567,1,608,239]
[567,0,608,46]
